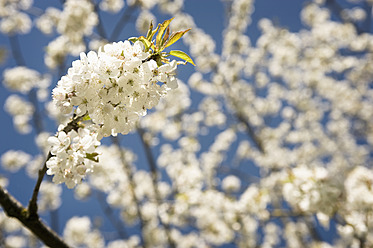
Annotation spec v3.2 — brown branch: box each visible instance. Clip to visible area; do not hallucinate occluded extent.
[27,153,51,218]
[0,186,70,248]
[28,115,85,218]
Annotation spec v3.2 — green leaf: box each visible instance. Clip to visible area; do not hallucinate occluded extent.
[82,115,91,121]
[138,36,152,52]
[146,21,154,40]
[149,25,159,41]
[169,50,195,66]
[161,26,170,48]
[128,37,138,43]
[86,152,99,163]
[163,28,191,49]
[156,18,174,51]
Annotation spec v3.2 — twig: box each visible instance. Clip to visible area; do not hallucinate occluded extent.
[223,88,265,153]
[8,35,25,66]
[27,115,85,218]
[109,5,136,42]
[93,2,108,40]
[325,0,364,34]
[304,217,323,243]
[27,153,51,218]
[111,136,147,248]
[235,111,265,153]
[137,126,176,248]
[362,2,372,33]
[0,186,70,248]
[50,208,60,234]
[96,190,128,239]
[28,89,44,135]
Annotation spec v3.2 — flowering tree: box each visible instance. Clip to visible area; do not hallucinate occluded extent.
[1,0,373,247]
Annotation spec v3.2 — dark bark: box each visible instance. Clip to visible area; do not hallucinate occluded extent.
[0,187,70,248]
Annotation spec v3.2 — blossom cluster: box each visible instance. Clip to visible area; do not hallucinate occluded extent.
[0,0,32,34]
[2,66,50,133]
[36,0,98,69]
[46,127,100,189]
[52,40,178,140]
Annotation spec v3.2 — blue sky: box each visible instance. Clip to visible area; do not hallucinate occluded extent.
[0,0,307,239]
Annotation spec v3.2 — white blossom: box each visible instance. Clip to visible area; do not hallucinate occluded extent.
[136,10,157,34]
[222,175,241,193]
[345,166,373,210]
[1,150,31,172]
[52,40,179,139]
[63,216,104,248]
[38,181,62,212]
[99,0,125,13]
[2,66,42,94]
[46,127,100,188]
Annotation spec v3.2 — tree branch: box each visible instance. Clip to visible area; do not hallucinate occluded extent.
[137,126,176,248]
[27,153,51,218]
[109,5,136,42]
[8,35,25,66]
[28,115,85,218]
[325,0,364,34]
[96,190,128,239]
[93,2,108,40]
[235,111,265,153]
[0,186,70,248]
[111,136,147,248]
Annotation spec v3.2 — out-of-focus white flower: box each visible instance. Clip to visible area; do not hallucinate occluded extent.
[107,236,141,248]
[158,0,183,14]
[127,0,158,9]
[1,150,31,172]
[199,97,226,127]
[4,94,34,132]
[222,175,241,193]
[45,100,70,125]
[56,0,98,42]
[282,165,341,216]
[64,216,104,248]
[26,155,43,179]
[74,182,91,200]
[38,181,62,212]
[136,10,156,34]
[3,66,41,94]
[99,0,125,13]
[35,132,51,154]
[0,0,33,35]
[345,166,373,210]
[341,7,366,22]
[301,3,330,27]
[0,175,9,187]
[4,94,33,117]
[45,36,71,69]
[0,11,31,34]
[4,235,26,248]
[35,7,60,34]
[89,39,108,52]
